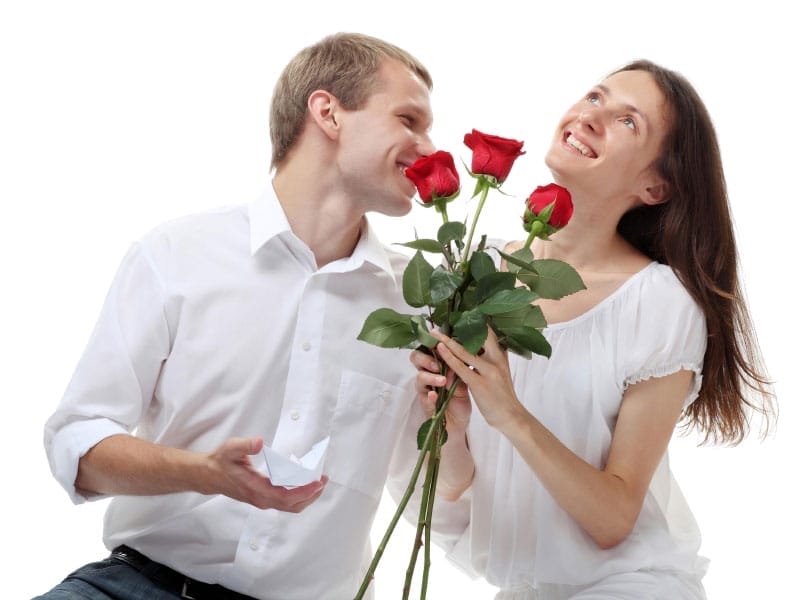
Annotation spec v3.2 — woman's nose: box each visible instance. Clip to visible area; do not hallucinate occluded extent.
[577,108,602,133]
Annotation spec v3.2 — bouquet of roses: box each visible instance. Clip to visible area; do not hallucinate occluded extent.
[355,130,583,599]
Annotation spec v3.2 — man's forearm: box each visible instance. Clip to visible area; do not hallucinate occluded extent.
[75,433,211,496]
[435,430,474,502]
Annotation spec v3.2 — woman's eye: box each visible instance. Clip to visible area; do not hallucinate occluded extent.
[399,115,414,127]
[622,117,636,130]
[586,93,600,105]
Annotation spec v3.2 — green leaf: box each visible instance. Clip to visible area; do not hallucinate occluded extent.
[411,315,438,349]
[511,246,534,263]
[452,308,488,354]
[495,247,536,275]
[430,301,449,328]
[476,271,517,303]
[499,326,552,358]
[469,251,496,281]
[497,334,532,359]
[398,239,445,254]
[517,259,586,299]
[477,288,538,314]
[437,221,466,246]
[417,418,433,450]
[357,308,417,348]
[416,418,447,450]
[430,267,463,304]
[459,283,479,312]
[471,175,487,198]
[490,304,547,330]
[402,251,434,308]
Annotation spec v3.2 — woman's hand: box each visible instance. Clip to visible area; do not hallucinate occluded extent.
[431,328,525,434]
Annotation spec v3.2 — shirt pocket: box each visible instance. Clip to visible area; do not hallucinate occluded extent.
[325,369,412,500]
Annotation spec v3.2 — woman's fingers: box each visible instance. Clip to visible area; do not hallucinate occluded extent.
[432,331,487,377]
[482,327,506,362]
[434,339,478,384]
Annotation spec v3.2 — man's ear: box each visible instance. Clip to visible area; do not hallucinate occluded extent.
[307,90,340,140]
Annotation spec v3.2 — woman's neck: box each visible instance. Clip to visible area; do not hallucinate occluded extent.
[531,214,648,275]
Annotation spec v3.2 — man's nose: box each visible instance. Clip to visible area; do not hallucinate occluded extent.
[417,133,436,157]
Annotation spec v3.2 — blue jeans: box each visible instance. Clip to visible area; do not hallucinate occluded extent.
[32,556,179,599]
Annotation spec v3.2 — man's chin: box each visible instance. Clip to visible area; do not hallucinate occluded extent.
[372,196,414,218]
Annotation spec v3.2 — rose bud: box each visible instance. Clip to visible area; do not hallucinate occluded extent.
[523,183,573,245]
[463,129,525,183]
[526,183,573,227]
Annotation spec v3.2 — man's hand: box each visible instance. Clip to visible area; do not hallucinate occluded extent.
[409,349,471,435]
[205,437,327,512]
[76,434,327,513]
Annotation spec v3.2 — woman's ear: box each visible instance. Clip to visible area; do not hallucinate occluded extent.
[637,168,669,206]
[642,180,669,206]
[307,90,340,140]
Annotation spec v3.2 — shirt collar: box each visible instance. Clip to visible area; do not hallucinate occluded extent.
[249,183,292,255]
[248,184,399,287]
[346,218,398,287]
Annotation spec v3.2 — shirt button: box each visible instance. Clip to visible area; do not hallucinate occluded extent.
[381,390,391,401]
[249,540,259,551]
[290,410,301,421]
[301,341,311,351]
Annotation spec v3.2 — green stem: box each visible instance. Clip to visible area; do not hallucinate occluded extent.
[462,179,489,263]
[403,426,439,598]
[353,377,461,600]
[434,197,450,223]
[420,422,442,599]
[524,220,544,248]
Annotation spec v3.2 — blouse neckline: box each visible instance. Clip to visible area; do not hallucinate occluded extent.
[543,261,659,332]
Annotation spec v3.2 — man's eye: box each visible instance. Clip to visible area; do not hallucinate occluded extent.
[622,117,636,130]
[586,93,600,105]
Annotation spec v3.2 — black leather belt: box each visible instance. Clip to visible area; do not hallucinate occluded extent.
[111,545,257,600]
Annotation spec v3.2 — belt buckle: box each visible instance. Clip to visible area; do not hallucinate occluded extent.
[181,579,198,600]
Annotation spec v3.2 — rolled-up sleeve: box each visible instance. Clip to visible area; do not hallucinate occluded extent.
[44,240,171,503]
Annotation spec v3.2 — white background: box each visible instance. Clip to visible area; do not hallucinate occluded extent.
[1,1,797,598]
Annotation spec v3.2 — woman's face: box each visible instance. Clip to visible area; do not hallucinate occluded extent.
[545,69,670,209]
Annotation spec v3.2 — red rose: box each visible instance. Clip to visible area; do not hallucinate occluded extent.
[526,183,573,228]
[463,129,525,183]
[405,151,461,203]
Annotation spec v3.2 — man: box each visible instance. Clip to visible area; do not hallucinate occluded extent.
[39,32,434,600]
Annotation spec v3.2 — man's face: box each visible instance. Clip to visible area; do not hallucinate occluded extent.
[335,59,435,217]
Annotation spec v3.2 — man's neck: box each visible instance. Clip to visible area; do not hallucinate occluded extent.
[272,167,364,269]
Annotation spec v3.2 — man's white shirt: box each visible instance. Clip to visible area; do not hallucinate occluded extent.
[44,185,415,599]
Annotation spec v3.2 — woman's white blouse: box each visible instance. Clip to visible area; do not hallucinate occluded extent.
[395,257,709,590]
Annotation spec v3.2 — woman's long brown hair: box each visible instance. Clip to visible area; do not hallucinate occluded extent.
[615,60,775,444]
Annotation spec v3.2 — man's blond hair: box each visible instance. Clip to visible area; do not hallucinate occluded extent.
[269,32,432,170]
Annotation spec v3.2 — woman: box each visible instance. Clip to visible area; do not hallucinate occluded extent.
[406,61,775,599]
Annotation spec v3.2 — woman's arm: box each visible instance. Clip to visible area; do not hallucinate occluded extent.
[432,329,690,549]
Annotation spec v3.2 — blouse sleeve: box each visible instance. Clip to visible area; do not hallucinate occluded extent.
[618,265,708,408]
